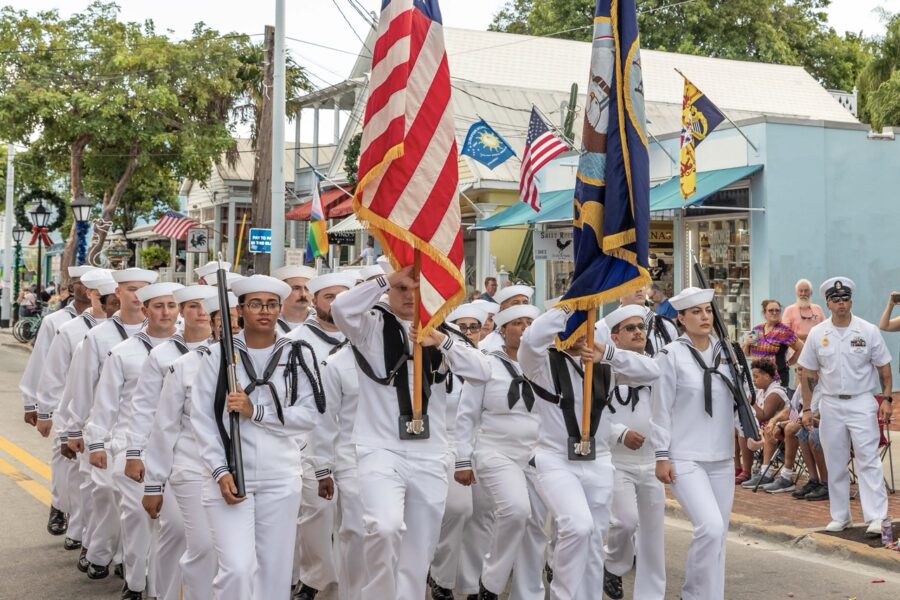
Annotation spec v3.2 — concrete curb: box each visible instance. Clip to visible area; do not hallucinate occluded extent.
[665,499,900,572]
[0,330,32,354]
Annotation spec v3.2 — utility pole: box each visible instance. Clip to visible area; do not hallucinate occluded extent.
[252,25,275,275]
[271,0,287,269]
[1,144,14,328]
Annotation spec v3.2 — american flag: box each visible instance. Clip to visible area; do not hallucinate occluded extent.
[353,0,465,337]
[151,210,198,240]
[520,107,570,211]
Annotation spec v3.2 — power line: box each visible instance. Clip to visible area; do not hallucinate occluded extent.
[332,0,372,55]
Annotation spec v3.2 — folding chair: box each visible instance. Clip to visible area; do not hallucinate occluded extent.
[876,395,895,494]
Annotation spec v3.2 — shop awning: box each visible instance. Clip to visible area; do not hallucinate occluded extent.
[649,164,763,211]
[327,213,367,234]
[472,164,763,230]
[285,187,354,221]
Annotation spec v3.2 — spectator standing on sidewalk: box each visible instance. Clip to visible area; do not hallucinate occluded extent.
[798,277,893,536]
[648,283,677,320]
[783,279,826,342]
[743,300,804,385]
[879,290,900,332]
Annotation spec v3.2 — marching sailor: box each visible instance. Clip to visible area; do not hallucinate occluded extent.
[66,267,158,580]
[430,303,492,600]
[479,285,533,353]
[125,284,218,600]
[21,265,94,537]
[798,277,892,536]
[285,271,356,600]
[651,287,743,600]
[595,287,678,355]
[330,265,490,600]
[472,298,500,340]
[36,269,114,552]
[601,305,667,600]
[142,291,238,600]
[273,265,317,333]
[190,275,321,600]
[195,260,231,285]
[455,304,548,600]
[519,304,659,600]
[87,281,184,599]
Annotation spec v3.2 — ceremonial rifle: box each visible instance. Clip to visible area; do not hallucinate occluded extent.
[217,254,246,497]
[691,253,761,441]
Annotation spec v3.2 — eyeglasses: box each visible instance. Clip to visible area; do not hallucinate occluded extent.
[829,294,852,303]
[766,308,781,313]
[457,324,481,332]
[620,323,647,333]
[241,300,282,313]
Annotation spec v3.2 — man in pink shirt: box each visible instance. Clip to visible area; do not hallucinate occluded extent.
[782,278,826,341]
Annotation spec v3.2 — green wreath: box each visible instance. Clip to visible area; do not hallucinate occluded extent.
[15,189,68,232]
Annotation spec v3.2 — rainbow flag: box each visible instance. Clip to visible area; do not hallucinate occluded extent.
[305,177,329,260]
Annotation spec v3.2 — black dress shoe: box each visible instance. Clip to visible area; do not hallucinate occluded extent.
[291,583,318,600]
[429,580,454,600]
[466,596,478,600]
[47,506,68,536]
[603,567,624,600]
[86,562,109,580]
[114,563,125,579]
[77,548,90,573]
[478,580,499,600]
[64,537,82,551]
[120,583,143,600]
[544,562,554,583]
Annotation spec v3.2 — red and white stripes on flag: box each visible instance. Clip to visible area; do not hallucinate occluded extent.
[520,107,570,211]
[151,210,198,240]
[354,0,465,337]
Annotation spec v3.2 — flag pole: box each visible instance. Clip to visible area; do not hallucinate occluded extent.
[233,213,248,269]
[580,307,595,455]
[674,68,758,152]
[411,250,424,433]
[533,104,574,149]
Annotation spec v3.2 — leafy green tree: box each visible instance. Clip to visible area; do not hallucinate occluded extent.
[858,12,900,129]
[490,0,870,91]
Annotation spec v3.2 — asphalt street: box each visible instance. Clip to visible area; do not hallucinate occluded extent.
[1,339,899,600]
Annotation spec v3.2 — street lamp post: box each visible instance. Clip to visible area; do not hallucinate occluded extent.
[11,225,24,322]
[71,195,93,266]
[28,200,51,313]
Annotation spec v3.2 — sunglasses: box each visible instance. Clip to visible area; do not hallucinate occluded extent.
[829,294,851,303]
[620,322,647,333]
[457,324,482,332]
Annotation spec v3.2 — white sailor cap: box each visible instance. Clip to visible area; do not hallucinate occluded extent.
[308,272,356,295]
[376,255,393,274]
[136,282,184,303]
[472,299,500,315]
[493,285,534,306]
[819,276,855,300]
[669,287,714,311]
[173,285,219,304]
[344,269,362,282]
[272,265,317,282]
[447,303,489,325]
[195,261,230,279]
[545,296,562,308]
[360,264,384,281]
[205,271,244,290]
[97,281,119,296]
[111,268,159,284]
[605,304,647,330]
[202,292,239,315]
[68,265,97,278]
[231,275,292,301]
[80,269,113,290]
[495,304,541,328]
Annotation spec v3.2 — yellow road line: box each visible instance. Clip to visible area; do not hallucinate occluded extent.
[0,455,51,506]
[0,436,52,481]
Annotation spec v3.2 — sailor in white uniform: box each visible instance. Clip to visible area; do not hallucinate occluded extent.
[191,275,321,600]
[798,277,892,536]
[21,265,95,537]
[88,281,184,599]
[519,305,659,600]
[195,260,230,285]
[651,287,745,600]
[430,302,492,600]
[456,304,547,600]
[66,268,158,580]
[479,285,534,353]
[286,272,356,599]
[594,287,678,355]
[273,265,317,333]
[330,265,490,600]
[142,291,238,600]
[472,299,500,340]
[600,305,667,600]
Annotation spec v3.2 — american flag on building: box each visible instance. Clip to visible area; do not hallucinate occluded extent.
[151,210,198,240]
[353,0,465,337]
[520,107,570,211]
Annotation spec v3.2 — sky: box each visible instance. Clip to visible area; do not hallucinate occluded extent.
[6,0,898,142]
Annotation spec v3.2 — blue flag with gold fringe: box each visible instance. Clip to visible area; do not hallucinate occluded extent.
[557,0,651,347]
[460,119,515,169]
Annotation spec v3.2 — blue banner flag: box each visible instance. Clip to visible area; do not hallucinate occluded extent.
[557,0,651,347]
[460,119,515,169]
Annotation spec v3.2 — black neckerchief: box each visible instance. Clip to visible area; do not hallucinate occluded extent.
[287,339,326,414]
[111,315,129,341]
[234,336,293,425]
[133,331,155,354]
[547,349,611,439]
[645,313,674,356]
[490,350,535,412]
[82,312,98,330]
[170,334,189,356]
[351,304,441,419]
[678,338,737,417]
[611,385,648,413]
[303,319,343,347]
[277,318,293,334]
[63,304,78,319]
